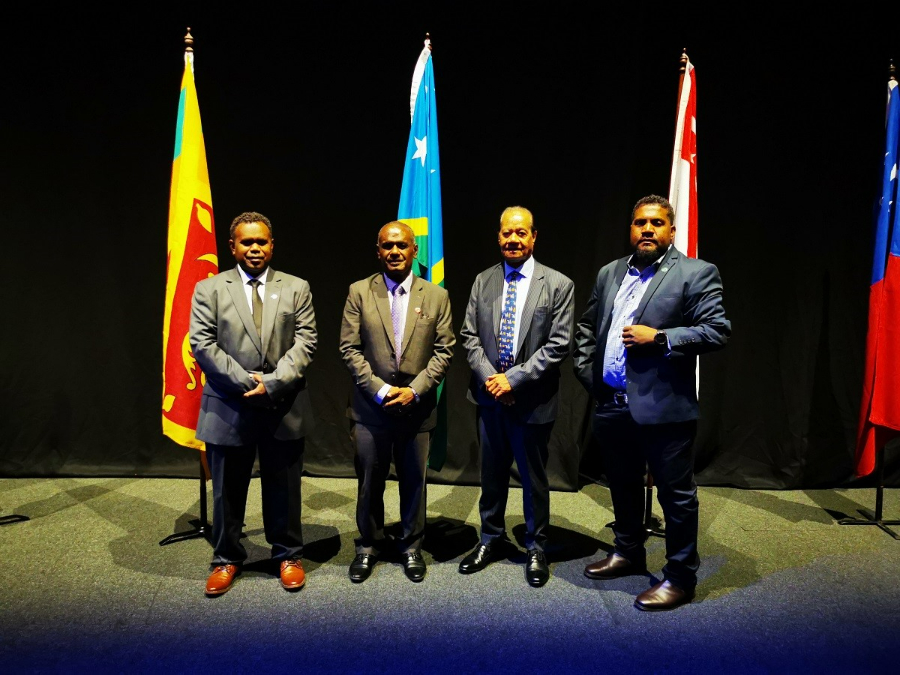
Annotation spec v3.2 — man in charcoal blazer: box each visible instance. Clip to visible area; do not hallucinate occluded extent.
[339,221,454,583]
[459,206,574,587]
[573,195,730,611]
[190,211,316,596]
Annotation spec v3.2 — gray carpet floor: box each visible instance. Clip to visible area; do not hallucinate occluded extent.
[1,477,897,674]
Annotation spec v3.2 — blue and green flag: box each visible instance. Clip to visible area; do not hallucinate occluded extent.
[398,38,447,469]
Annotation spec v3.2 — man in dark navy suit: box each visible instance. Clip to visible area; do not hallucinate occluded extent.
[573,195,730,611]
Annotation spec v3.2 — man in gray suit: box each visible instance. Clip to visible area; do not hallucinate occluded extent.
[339,221,454,583]
[459,206,574,587]
[190,211,316,597]
[573,195,730,611]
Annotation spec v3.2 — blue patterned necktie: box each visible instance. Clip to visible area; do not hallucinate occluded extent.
[391,284,406,367]
[498,270,519,372]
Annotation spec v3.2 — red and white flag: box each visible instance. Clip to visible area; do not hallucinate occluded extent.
[669,55,698,258]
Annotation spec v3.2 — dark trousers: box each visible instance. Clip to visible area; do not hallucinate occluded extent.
[477,405,553,552]
[352,421,430,555]
[207,437,304,566]
[592,402,699,589]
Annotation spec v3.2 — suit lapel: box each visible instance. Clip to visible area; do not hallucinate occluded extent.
[371,274,396,351]
[515,261,545,355]
[402,275,426,356]
[260,267,282,356]
[225,267,263,354]
[487,265,504,349]
[598,258,629,341]
[634,247,680,324]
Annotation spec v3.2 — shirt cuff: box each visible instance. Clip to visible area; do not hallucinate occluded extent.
[409,387,419,402]
[375,384,391,404]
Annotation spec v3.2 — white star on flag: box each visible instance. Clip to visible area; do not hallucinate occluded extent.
[412,135,427,167]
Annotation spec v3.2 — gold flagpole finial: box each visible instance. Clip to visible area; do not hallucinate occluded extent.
[889,59,896,83]
[184,28,194,54]
[679,48,688,74]
[425,32,432,51]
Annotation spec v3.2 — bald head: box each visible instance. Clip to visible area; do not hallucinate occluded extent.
[377,220,418,282]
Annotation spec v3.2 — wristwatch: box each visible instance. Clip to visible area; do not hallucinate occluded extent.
[654,330,668,347]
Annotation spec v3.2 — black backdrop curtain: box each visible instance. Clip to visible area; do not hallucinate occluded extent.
[2,3,899,489]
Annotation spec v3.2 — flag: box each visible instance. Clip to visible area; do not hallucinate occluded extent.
[855,73,900,477]
[669,52,698,258]
[162,32,218,450]
[398,36,447,469]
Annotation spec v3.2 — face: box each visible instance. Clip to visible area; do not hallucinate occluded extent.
[377,224,418,282]
[229,221,274,276]
[498,208,536,267]
[630,204,675,260]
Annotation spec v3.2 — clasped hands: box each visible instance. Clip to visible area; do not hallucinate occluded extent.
[485,373,515,406]
[383,386,417,414]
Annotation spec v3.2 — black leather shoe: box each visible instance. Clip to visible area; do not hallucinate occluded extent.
[583,552,647,580]
[348,553,377,583]
[634,580,695,611]
[402,551,426,582]
[458,543,499,574]
[525,549,550,587]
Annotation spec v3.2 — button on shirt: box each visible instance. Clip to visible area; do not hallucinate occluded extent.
[375,273,414,404]
[502,256,534,361]
[602,250,668,391]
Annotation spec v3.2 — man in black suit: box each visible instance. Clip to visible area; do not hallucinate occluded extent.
[459,206,574,587]
[573,195,730,611]
[339,221,454,583]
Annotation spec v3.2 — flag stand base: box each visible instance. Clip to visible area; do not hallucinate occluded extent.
[838,447,900,540]
[160,455,212,546]
[606,473,666,538]
[0,514,29,526]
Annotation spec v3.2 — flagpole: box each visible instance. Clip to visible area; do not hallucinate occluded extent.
[838,60,900,540]
[160,27,211,547]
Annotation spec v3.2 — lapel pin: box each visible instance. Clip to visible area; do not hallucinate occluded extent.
[661,267,669,273]
[415,307,421,314]
[270,294,278,299]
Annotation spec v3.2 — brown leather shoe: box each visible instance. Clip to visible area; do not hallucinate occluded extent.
[205,564,240,596]
[280,558,306,591]
[634,580,695,611]
[584,553,646,580]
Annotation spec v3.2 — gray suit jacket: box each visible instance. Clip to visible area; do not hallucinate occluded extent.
[461,260,574,424]
[190,266,317,445]
[339,273,454,431]
[573,246,730,424]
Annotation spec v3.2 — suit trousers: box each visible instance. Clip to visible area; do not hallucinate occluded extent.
[477,405,553,551]
[592,401,699,589]
[352,421,430,555]
[207,437,304,566]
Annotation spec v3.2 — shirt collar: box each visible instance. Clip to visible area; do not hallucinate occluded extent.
[238,265,267,285]
[503,256,535,281]
[383,272,414,295]
[626,245,672,276]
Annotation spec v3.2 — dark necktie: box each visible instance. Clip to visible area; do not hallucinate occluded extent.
[248,279,263,336]
[498,271,519,372]
[391,284,406,367]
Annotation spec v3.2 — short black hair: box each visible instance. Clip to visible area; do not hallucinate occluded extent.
[229,211,273,239]
[631,195,675,225]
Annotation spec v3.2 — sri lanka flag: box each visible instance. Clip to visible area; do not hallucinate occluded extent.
[398,37,447,469]
[162,34,218,450]
[856,73,900,477]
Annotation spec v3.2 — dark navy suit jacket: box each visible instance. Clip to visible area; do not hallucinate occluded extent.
[573,246,730,425]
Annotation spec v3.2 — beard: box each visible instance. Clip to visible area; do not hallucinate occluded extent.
[631,242,666,267]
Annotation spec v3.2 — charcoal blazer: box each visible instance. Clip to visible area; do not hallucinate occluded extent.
[462,260,574,424]
[573,246,730,425]
[339,273,454,431]
[190,266,317,445]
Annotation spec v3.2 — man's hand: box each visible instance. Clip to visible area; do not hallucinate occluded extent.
[497,392,515,406]
[485,373,512,399]
[622,325,658,348]
[243,372,267,398]
[383,386,416,411]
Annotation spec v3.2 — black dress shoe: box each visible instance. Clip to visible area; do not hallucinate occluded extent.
[634,580,695,611]
[348,553,377,583]
[402,551,426,582]
[525,549,550,587]
[583,552,647,580]
[458,543,498,574]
